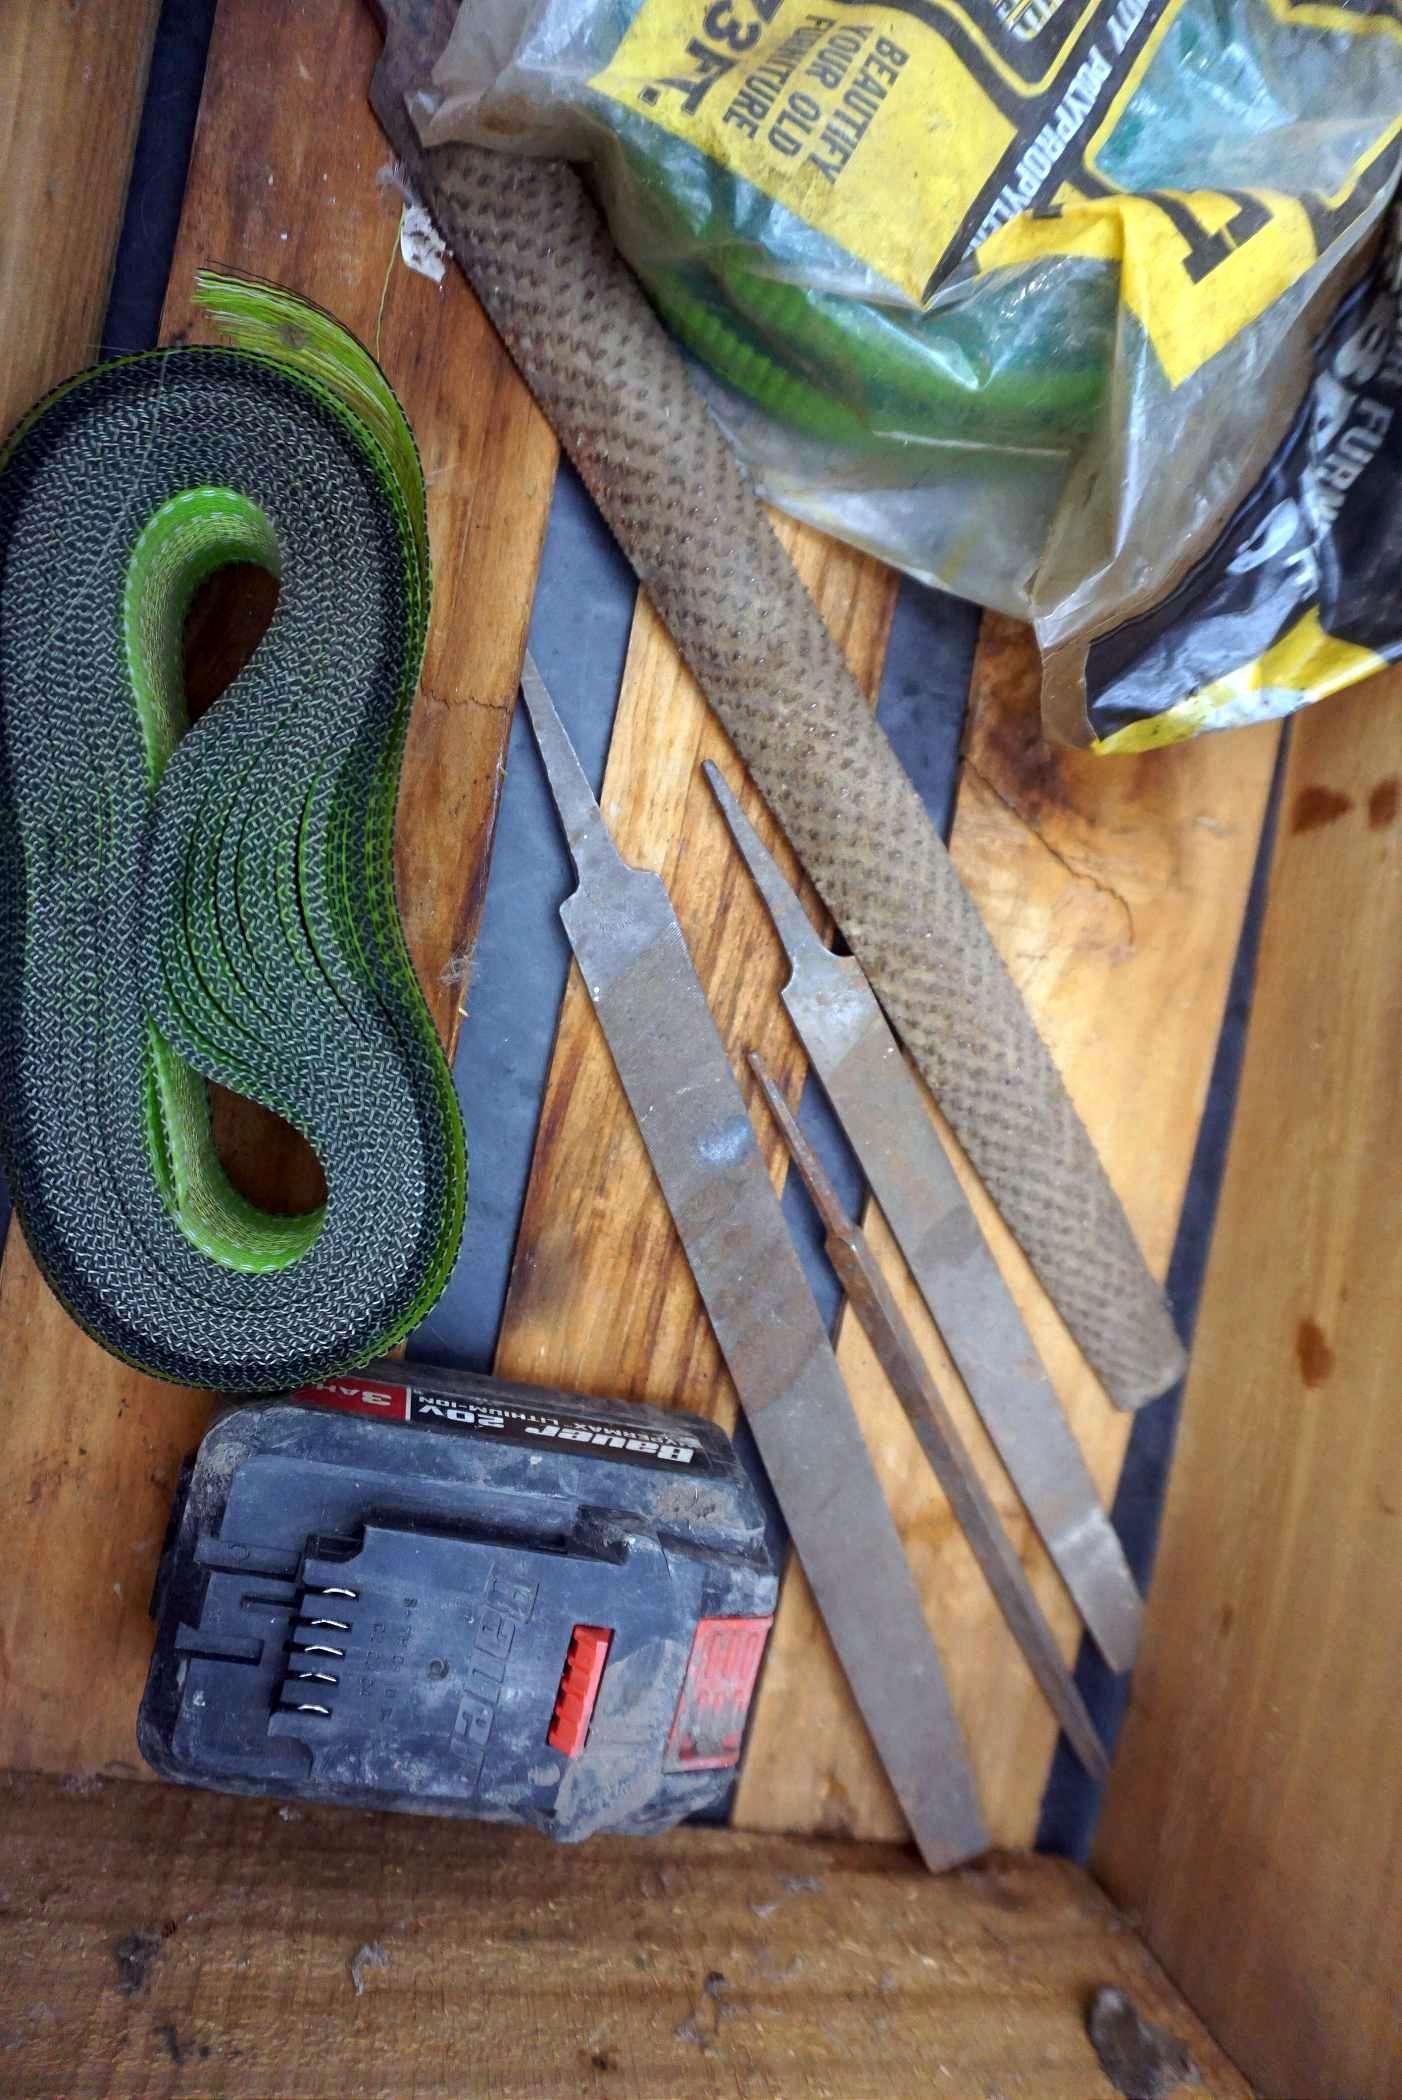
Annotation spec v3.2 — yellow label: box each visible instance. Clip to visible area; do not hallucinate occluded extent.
[592,0,1015,303]
[594,0,1400,386]
[977,188,1318,388]
[1094,607,1386,753]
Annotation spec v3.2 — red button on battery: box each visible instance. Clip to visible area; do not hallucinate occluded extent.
[547,1625,612,1758]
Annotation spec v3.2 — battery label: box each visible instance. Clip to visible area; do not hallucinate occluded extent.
[293,1377,715,1474]
[664,1614,774,1770]
[288,1374,411,1421]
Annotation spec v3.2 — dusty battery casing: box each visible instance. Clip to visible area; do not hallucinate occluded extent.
[139,1362,778,1839]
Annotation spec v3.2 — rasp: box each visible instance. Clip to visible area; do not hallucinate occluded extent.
[519,655,988,1874]
[370,0,1188,1419]
[750,1052,1110,1784]
[705,763,1142,1675]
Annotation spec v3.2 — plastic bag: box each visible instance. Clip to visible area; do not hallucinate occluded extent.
[411,0,1402,748]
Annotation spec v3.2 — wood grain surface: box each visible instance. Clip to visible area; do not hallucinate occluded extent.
[0,2,159,439]
[1096,669,1402,2100]
[733,618,1282,1845]
[0,0,555,1777]
[0,1769,1249,2100]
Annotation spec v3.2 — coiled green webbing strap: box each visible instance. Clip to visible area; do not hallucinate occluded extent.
[0,277,465,1391]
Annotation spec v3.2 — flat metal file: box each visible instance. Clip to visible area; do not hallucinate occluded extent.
[519,656,989,1873]
[704,762,1142,1675]
[750,1053,1111,1785]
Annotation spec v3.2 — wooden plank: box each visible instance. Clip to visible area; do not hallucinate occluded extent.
[0,2,158,438]
[0,0,161,1775]
[494,528,897,1408]
[1096,668,1402,2099]
[732,617,1281,1846]
[0,0,556,1777]
[0,1771,1249,2100]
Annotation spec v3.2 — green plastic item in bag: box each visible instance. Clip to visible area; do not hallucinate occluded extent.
[414,0,1402,748]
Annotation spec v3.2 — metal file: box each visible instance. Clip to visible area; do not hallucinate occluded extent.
[705,762,1142,1675]
[520,656,988,1873]
[750,1052,1110,1784]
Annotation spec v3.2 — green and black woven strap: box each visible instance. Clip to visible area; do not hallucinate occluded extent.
[0,277,465,1391]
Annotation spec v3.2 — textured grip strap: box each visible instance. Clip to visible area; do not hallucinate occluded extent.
[372,5,1184,1408]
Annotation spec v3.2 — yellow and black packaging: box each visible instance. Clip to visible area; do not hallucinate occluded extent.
[414,0,1402,747]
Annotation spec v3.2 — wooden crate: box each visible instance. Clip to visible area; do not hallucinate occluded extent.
[1,6,1395,2096]
[1098,671,1402,2096]
[0,0,1274,1851]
